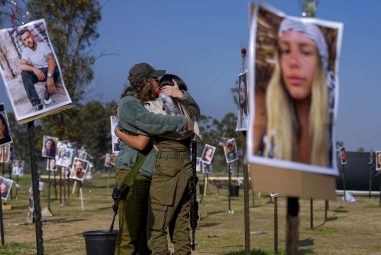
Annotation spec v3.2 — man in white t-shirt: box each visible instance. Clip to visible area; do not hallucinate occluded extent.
[19,29,60,111]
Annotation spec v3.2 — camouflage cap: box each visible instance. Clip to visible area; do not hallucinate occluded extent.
[128,63,165,84]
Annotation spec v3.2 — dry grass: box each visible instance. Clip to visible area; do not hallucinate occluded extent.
[1,173,381,255]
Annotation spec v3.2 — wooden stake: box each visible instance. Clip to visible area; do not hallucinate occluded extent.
[286,197,299,255]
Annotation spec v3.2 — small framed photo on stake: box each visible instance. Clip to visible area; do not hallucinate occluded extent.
[0,143,11,163]
[376,151,381,171]
[41,135,58,159]
[202,162,213,174]
[77,149,87,160]
[12,160,24,176]
[246,3,343,200]
[236,70,249,131]
[69,157,89,182]
[0,19,72,124]
[56,144,74,168]
[223,138,238,163]
[110,116,120,154]
[0,104,12,146]
[201,144,216,165]
[0,176,13,201]
[196,157,201,172]
[339,146,347,165]
[104,153,112,167]
[368,151,373,166]
[46,158,57,171]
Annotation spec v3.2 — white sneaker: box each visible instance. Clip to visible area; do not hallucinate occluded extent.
[44,96,52,105]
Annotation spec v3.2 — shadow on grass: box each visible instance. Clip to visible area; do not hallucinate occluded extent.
[332,207,348,213]
[200,210,226,220]
[225,248,286,255]
[299,248,316,254]
[47,218,85,224]
[299,237,314,246]
[198,222,220,228]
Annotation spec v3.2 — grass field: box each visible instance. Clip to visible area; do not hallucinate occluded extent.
[1,172,381,255]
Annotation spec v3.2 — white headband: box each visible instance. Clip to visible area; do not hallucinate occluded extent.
[278,18,329,72]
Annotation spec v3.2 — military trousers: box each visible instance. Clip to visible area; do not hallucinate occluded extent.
[148,157,192,255]
[115,169,152,255]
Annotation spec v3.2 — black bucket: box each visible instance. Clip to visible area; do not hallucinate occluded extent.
[83,230,118,255]
[229,185,239,197]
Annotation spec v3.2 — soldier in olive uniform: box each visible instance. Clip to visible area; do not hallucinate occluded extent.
[114,63,193,255]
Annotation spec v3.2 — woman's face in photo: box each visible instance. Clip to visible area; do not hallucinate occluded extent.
[205,148,213,157]
[279,30,318,101]
[0,118,5,138]
[239,80,246,106]
[46,140,53,150]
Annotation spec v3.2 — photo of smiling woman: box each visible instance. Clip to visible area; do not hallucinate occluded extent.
[247,4,343,175]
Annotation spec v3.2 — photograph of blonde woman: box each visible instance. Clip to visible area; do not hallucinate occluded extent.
[248,5,342,175]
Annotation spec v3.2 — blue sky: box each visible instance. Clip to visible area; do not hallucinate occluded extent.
[1,0,381,151]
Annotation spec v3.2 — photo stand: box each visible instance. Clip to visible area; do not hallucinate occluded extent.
[41,158,54,217]
[227,163,234,215]
[27,121,44,255]
[0,182,5,246]
[72,180,85,211]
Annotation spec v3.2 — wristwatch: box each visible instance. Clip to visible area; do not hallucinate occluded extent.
[47,72,53,78]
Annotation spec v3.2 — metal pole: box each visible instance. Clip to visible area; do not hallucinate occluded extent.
[242,134,250,254]
[27,121,44,255]
[274,196,278,255]
[59,167,62,204]
[53,171,57,200]
[47,160,52,212]
[310,199,313,229]
[0,182,5,246]
[379,177,381,206]
[342,164,347,202]
[228,163,232,213]
[286,197,299,255]
[369,164,373,198]
[324,200,329,222]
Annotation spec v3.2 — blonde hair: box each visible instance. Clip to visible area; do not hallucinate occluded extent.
[264,52,330,167]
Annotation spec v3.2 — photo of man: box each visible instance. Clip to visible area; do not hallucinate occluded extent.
[376,151,381,171]
[340,146,347,165]
[69,158,89,182]
[223,138,238,163]
[0,19,72,124]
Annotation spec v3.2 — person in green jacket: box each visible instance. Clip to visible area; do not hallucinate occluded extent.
[114,63,193,255]
[116,74,200,255]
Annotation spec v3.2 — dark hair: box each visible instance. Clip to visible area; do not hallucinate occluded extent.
[0,113,10,138]
[121,77,158,102]
[159,74,188,91]
[19,28,31,38]
[45,138,56,154]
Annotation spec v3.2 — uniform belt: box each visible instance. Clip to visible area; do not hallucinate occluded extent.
[157,151,190,159]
